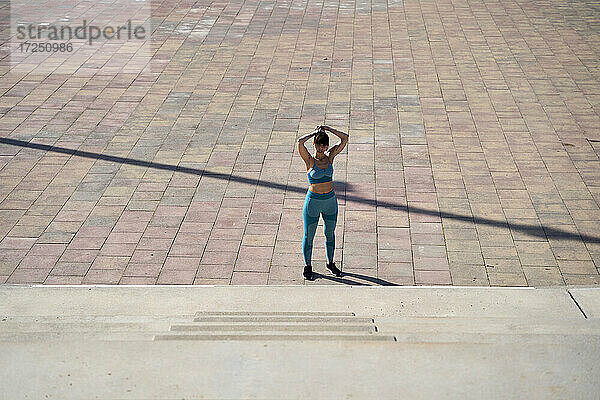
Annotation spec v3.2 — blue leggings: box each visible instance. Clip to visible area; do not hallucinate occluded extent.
[302,189,338,266]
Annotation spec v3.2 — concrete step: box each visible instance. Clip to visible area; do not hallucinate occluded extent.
[192,315,374,323]
[0,319,377,331]
[195,311,356,316]
[160,311,388,340]
[154,331,599,344]
[170,323,377,333]
[154,333,396,341]
[0,331,393,342]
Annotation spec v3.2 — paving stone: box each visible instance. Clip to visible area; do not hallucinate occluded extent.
[205,239,242,253]
[18,255,60,269]
[342,254,378,269]
[231,272,269,285]
[122,263,162,277]
[267,278,305,285]
[446,240,481,253]
[481,246,519,259]
[515,242,558,266]
[99,243,137,257]
[414,256,450,271]
[50,262,91,276]
[201,251,237,266]
[378,262,413,277]
[105,232,144,244]
[157,270,196,285]
[44,275,85,284]
[522,267,565,287]
[119,276,157,285]
[562,274,600,286]
[6,268,51,283]
[415,270,452,285]
[487,272,528,287]
[449,265,490,287]
[8,224,46,237]
[162,257,200,272]
[374,275,415,286]
[557,260,598,275]
[447,251,484,265]
[242,234,276,247]
[0,237,37,250]
[193,278,231,285]
[484,259,523,274]
[90,256,130,270]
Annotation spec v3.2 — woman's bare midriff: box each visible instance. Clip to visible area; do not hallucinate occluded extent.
[309,181,334,194]
[307,154,334,193]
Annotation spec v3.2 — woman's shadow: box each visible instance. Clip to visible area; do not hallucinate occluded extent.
[311,271,399,286]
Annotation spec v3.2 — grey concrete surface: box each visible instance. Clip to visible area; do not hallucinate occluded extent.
[2,340,599,399]
[2,285,599,398]
[0,285,585,318]
[375,317,600,335]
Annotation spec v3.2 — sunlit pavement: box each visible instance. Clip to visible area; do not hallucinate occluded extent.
[0,0,599,286]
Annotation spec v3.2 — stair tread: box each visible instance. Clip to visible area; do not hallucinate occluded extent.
[194,311,356,316]
[170,324,376,332]
[154,333,396,341]
[193,316,374,323]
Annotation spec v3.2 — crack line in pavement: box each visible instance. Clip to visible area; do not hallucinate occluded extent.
[568,290,588,319]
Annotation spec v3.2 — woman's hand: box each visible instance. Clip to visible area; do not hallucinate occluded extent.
[322,126,348,138]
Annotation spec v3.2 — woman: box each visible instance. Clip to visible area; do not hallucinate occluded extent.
[297,125,349,280]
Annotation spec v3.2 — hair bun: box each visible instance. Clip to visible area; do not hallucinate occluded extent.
[314,130,329,146]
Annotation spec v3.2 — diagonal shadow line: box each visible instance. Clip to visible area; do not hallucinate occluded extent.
[1,137,599,244]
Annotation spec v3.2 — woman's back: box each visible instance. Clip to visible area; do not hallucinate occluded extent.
[307,155,334,193]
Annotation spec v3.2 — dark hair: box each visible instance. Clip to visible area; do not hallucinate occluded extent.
[314,130,329,146]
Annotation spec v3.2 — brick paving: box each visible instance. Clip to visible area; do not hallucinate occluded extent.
[0,0,599,286]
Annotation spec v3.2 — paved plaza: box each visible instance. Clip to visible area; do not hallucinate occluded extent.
[0,0,599,286]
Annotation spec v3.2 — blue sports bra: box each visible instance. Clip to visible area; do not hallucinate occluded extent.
[307,158,333,184]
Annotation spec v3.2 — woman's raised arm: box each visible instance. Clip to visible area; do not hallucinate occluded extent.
[321,125,348,161]
[297,128,319,169]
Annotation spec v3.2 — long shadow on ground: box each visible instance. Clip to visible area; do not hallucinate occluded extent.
[311,272,400,286]
[1,137,598,244]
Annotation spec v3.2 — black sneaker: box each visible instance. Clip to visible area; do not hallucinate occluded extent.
[326,262,342,277]
[303,265,314,280]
